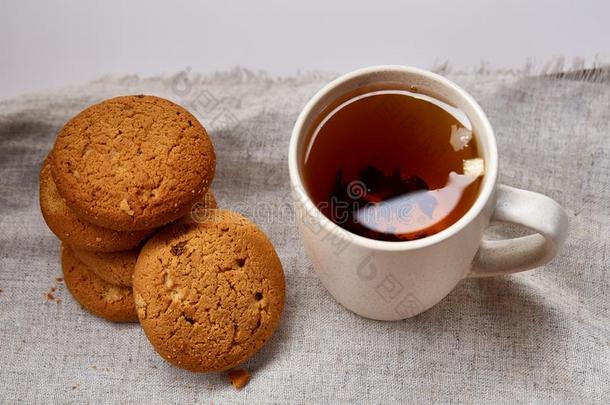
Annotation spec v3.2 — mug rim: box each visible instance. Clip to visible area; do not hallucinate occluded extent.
[288,65,498,252]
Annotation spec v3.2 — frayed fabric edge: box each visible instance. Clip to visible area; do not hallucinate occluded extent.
[431,56,610,83]
[2,57,609,104]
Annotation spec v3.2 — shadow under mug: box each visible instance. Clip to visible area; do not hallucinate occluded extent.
[288,65,568,321]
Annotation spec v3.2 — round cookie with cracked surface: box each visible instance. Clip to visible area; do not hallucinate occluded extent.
[72,247,138,287]
[62,244,138,322]
[40,159,153,252]
[133,210,285,372]
[51,95,216,231]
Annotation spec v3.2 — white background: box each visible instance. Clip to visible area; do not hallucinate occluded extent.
[1,0,608,100]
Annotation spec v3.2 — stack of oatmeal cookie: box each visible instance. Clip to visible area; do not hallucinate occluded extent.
[40,95,284,373]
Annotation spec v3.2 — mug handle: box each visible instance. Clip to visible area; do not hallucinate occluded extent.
[468,184,569,278]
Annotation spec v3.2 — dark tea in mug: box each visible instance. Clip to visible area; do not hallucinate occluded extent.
[302,89,484,241]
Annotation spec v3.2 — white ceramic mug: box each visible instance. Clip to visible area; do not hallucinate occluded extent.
[288,65,569,321]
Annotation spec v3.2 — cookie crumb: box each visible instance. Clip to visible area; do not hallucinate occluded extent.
[227,369,250,390]
[0,289,3,294]
[120,199,135,216]
[46,277,63,303]
[104,286,126,303]
[71,385,79,390]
